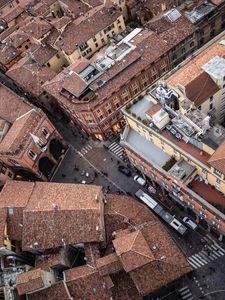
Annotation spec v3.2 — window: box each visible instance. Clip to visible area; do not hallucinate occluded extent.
[56,54,60,59]
[101,38,105,44]
[28,150,37,160]
[8,159,20,167]
[216,178,221,184]
[25,45,28,49]
[8,172,13,178]
[42,128,49,138]
[95,43,99,48]
[47,62,51,67]
[210,96,213,102]
[93,37,97,42]
[210,103,213,110]
[190,41,194,47]
[1,167,6,174]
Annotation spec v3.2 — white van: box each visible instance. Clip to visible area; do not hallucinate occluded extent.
[134,175,146,186]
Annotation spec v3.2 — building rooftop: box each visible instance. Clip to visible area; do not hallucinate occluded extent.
[169,159,196,182]
[113,230,155,273]
[191,179,225,207]
[56,5,122,55]
[20,16,52,40]
[44,28,170,109]
[122,127,170,168]
[0,182,104,250]
[184,71,219,107]
[208,140,225,174]
[185,1,216,24]
[201,125,225,150]
[130,95,156,119]
[202,55,225,80]
[6,56,56,97]
[167,35,225,87]
[0,181,191,300]
[0,84,31,123]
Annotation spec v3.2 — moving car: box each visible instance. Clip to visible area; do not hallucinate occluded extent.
[134,175,146,186]
[118,165,131,177]
[182,217,198,230]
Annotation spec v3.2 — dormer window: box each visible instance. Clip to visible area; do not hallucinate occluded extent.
[28,150,37,160]
[42,128,49,139]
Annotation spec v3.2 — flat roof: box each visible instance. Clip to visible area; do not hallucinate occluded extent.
[169,159,196,182]
[124,128,170,168]
[130,95,155,119]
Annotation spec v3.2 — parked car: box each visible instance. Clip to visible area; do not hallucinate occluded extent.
[134,175,146,186]
[182,217,198,230]
[147,185,156,194]
[118,165,131,176]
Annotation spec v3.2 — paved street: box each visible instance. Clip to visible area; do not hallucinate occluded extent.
[50,119,225,300]
[0,66,224,299]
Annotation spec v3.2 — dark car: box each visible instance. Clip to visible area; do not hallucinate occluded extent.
[118,165,131,176]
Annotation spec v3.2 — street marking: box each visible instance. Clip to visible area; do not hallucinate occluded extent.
[178,286,193,300]
[107,142,129,162]
[187,240,225,269]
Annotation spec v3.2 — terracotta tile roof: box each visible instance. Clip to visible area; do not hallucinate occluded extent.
[191,180,225,207]
[0,181,35,241]
[96,252,122,276]
[159,16,196,48]
[42,27,60,45]
[7,31,30,48]
[65,265,113,299]
[185,71,219,107]
[22,182,105,250]
[62,72,87,97]
[162,131,210,164]
[16,268,45,295]
[208,140,225,174]
[0,84,31,123]
[104,195,191,296]
[57,5,121,54]
[49,16,71,30]
[27,281,71,300]
[146,103,162,117]
[0,208,7,247]
[129,223,192,295]
[2,6,24,24]
[35,248,71,270]
[28,44,58,65]
[113,230,155,272]
[59,0,90,18]
[0,44,20,65]
[0,110,41,154]
[110,271,141,300]
[144,0,174,15]
[6,56,56,97]
[210,0,223,5]
[43,31,169,110]
[20,17,52,40]
[167,36,225,87]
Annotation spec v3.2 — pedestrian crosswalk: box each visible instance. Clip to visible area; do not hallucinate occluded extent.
[78,144,93,157]
[178,286,194,300]
[187,238,225,270]
[107,142,128,162]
